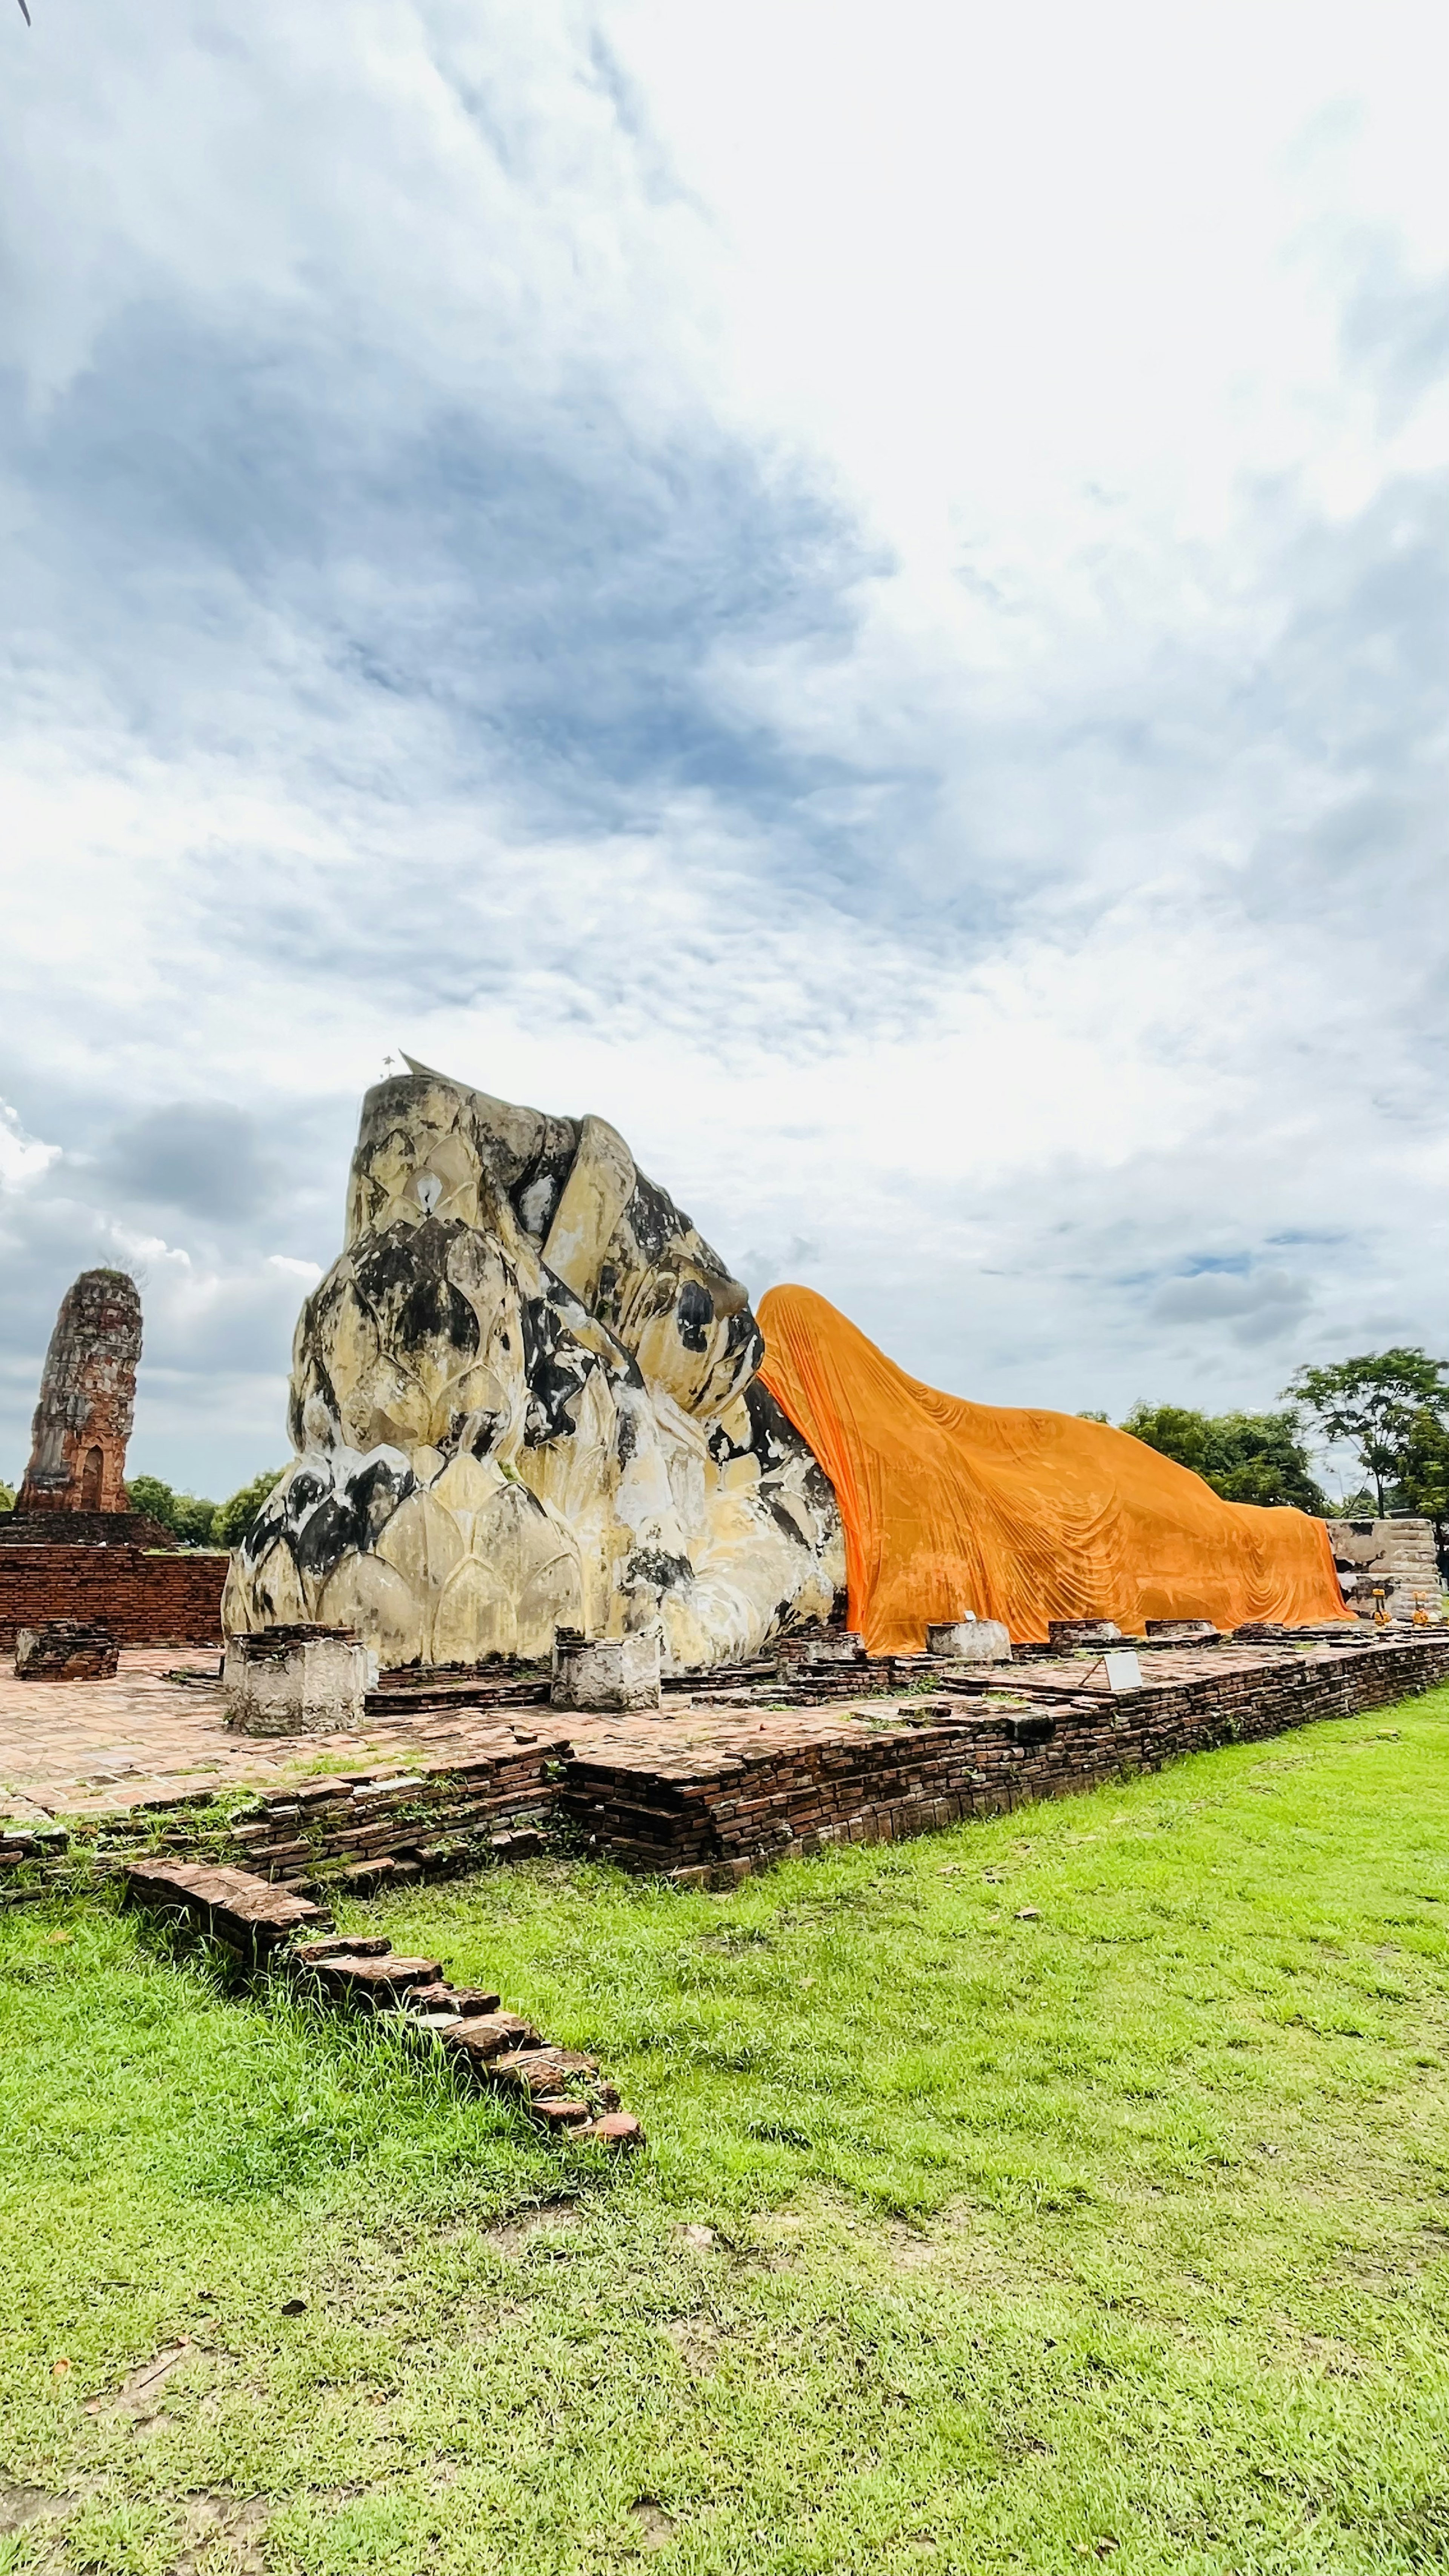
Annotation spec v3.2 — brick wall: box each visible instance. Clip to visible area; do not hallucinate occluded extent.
[0,1546,227,1649]
[558,1632,1449,1882]
[78,1629,1449,1893]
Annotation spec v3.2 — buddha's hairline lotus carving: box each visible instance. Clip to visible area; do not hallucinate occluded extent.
[223,1061,846,1670]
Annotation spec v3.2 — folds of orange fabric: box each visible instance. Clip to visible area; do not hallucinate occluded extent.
[756,1283,1348,1652]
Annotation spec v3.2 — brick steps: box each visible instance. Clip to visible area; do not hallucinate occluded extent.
[122,1861,644,2150]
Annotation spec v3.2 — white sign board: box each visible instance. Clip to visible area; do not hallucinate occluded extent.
[1102,1649,1144,1694]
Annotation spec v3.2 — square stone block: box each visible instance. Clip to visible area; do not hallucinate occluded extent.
[550,1629,661,1712]
[926,1618,1013,1664]
[224,1624,371,1734]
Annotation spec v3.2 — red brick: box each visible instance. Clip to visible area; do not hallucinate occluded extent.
[0,1546,225,1650]
[586,2112,646,2150]
[532,2097,592,2128]
[436,2011,541,2061]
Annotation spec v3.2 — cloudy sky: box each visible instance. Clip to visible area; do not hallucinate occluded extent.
[1,0,1445,1502]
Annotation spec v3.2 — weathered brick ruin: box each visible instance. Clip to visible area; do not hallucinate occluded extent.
[14,1621,120,1681]
[14,1625,1444,1900]
[0,1268,229,1648]
[5,1270,151,1534]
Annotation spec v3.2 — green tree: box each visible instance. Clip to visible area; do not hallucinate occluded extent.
[214,1467,286,1549]
[1120,1403,1326,1513]
[1398,1407,1449,1524]
[0,1479,15,1515]
[128,1474,222,1547]
[1286,1348,1449,1518]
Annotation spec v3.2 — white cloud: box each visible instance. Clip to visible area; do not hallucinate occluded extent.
[0,0,1444,1487]
[0,1103,60,1193]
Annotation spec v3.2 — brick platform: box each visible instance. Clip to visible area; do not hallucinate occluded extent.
[2,1630,1446,1893]
[0,1546,226,1650]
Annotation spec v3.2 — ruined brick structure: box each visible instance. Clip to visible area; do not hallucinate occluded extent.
[30,1629,1442,1895]
[14,1621,120,1682]
[0,1269,183,1556]
[10,1271,142,1523]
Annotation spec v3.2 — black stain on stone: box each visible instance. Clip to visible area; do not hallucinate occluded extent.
[508,1117,578,1240]
[291,1457,415,1576]
[621,1174,679,1269]
[726,1310,764,1371]
[625,1546,693,1593]
[675,1280,714,1352]
[353,1222,480,1357]
[395,1272,478,1356]
[519,1295,593,1444]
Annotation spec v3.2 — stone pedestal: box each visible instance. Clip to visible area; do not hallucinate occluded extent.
[550,1628,661,1712]
[926,1618,1013,1664]
[1145,1619,1220,1641]
[224,1625,372,1735]
[15,1620,119,1681]
[777,1631,865,1668]
[1048,1619,1123,1647]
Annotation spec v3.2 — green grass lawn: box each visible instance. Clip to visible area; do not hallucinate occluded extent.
[3,1690,1448,2576]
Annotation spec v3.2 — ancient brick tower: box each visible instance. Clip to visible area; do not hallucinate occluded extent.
[15,1269,143,1519]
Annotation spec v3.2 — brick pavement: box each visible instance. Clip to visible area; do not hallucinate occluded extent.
[4,1635,1446,1885]
[0,1647,948,1826]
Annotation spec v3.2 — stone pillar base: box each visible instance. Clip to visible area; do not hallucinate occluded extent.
[224,1625,372,1734]
[777,1631,865,1667]
[926,1618,1013,1664]
[551,1629,661,1712]
[1048,1619,1124,1647]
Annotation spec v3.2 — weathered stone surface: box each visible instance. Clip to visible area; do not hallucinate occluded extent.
[292,1933,393,1961]
[1327,1517,1443,1621]
[926,1619,1012,1664]
[489,1827,546,1860]
[224,1625,372,1734]
[551,1629,661,1711]
[405,1980,503,2015]
[15,1620,119,1681]
[1048,1619,1123,1646]
[304,1952,444,2003]
[586,2110,646,2149]
[224,1066,844,1672]
[13,1272,142,1521]
[532,2097,592,2128]
[437,2010,543,2060]
[489,2046,598,2099]
[123,1859,325,1952]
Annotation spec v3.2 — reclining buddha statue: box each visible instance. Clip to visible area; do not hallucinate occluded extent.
[225,1060,1348,1667]
[223,1061,845,1669]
